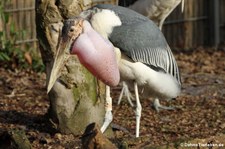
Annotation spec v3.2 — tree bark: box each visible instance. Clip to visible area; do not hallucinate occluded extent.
[35,0,108,135]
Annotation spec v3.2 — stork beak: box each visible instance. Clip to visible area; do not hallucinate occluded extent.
[46,18,83,93]
[181,0,184,12]
[46,39,70,93]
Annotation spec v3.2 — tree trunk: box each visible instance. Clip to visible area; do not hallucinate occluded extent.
[35,0,111,135]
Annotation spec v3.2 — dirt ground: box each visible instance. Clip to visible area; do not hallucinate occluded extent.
[0,48,224,148]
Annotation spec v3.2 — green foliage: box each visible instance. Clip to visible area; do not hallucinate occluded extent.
[0,0,44,72]
[31,51,45,72]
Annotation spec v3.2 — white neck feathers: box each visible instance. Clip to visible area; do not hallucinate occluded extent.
[90,9,122,39]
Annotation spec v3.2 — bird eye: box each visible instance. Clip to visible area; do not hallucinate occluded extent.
[70,28,74,32]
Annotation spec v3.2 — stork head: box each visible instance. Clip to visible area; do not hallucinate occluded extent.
[47,15,120,93]
[47,18,83,93]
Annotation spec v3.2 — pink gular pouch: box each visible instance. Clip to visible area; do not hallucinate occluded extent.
[71,20,120,86]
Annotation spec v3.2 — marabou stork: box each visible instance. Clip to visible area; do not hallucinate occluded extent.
[47,4,181,137]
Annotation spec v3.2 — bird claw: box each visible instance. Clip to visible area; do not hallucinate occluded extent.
[153,99,175,112]
[101,90,113,133]
[100,111,113,133]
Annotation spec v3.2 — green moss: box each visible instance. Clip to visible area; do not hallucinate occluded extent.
[83,68,98,104]
[63,65,100,134]
[72,85,80,102]
[10,129,32,149]
[72,66,98,104]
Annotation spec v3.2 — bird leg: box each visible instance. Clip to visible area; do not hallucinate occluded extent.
[100,85,113,133]
[134,82,142,138]
[117,82,134,107]
[153,98,175,112]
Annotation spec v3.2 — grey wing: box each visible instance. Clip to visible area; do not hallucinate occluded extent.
[109,19,181,85]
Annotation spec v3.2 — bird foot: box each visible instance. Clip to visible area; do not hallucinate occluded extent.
[153,99,175,112]
[100,111,113,133]
[101,95,113,133]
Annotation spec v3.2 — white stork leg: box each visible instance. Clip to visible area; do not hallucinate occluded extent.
[153,98,175,112]
[134,82,142,138]
[118,82,134,107]
[100,85,113,133]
